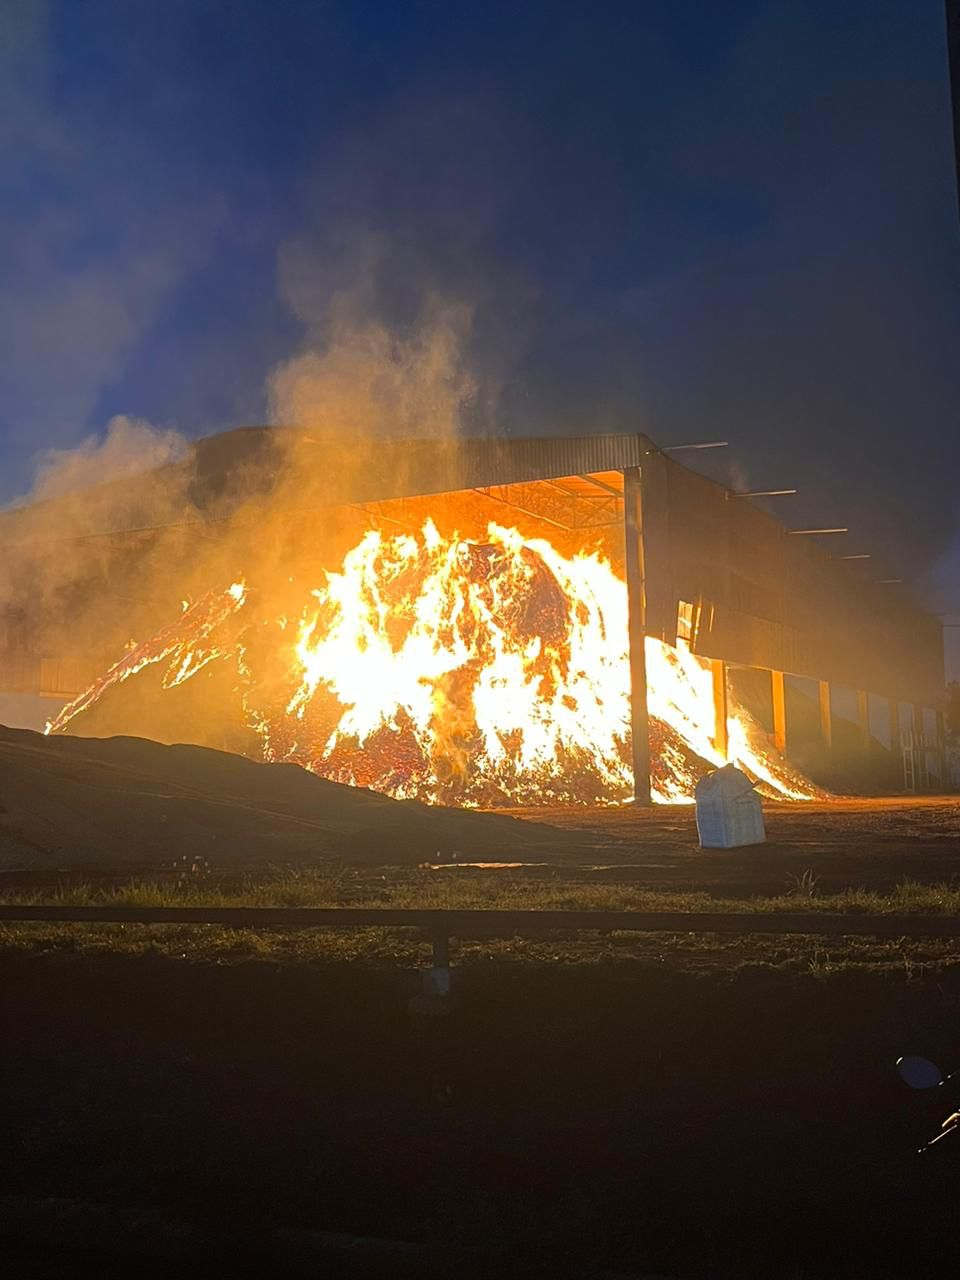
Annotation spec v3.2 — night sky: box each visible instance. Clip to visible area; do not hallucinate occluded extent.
[3,2,959,660]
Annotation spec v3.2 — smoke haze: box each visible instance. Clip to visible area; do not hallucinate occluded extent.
[268,298,477,440]
[1,0,958,692]
[22,417,188,505]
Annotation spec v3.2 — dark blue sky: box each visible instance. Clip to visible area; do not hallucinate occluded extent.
[3,1,959,623]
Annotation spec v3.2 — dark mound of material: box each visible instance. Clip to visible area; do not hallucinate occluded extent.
[0,726,600,868]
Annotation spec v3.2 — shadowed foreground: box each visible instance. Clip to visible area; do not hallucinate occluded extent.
[2,951,960,1277]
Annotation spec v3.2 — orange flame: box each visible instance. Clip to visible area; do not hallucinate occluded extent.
[46,523,819,805]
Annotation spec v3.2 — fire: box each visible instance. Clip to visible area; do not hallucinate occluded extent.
[46,522,819,805]
[282,521,633,803]
[45,582,248,731]
[644,641,814,802]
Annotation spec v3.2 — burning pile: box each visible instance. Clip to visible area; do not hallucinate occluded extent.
[47,521,819,805]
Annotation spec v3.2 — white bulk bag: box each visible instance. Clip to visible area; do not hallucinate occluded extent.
[695,764,765,849]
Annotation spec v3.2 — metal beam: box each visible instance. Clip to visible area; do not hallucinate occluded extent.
[711,658,728,759]
[472,486,569,530]
[577,473,622,498]
[786,528,848,536]
[658,441,729,452]
[473,482,621,531]
[623,466,652,805]
[352,501,421,532]
[771,670,787,755]
[542,479,585,499]
[730,489,797,499]
[818,680,833,752]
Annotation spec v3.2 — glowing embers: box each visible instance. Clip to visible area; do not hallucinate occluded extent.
[46,522,820,805]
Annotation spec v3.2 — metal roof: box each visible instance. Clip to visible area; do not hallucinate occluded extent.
[187,427,650,509]
[0,428,650,545]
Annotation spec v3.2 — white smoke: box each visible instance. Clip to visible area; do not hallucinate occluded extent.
[20,415,188,505]
[267,234,477,439]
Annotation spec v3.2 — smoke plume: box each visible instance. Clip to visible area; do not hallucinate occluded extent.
[269,303,476,439]
[268,230,478,440]
[22,416,188,505]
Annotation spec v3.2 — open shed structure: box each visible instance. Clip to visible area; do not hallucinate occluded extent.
[0,428,945,800]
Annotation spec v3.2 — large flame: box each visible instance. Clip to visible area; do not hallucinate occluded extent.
[46,521,819,805]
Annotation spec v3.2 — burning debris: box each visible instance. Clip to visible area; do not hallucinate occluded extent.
[47,521,820,805]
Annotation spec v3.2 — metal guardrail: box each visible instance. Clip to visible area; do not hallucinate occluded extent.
[1,906,959,966]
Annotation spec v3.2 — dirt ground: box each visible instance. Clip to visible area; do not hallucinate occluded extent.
[2,794,959,907]
[3,725,958,902]
[507,795,960,894]
[2,733,960,1274]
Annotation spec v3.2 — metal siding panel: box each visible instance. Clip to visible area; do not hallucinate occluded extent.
[650,455,944,705]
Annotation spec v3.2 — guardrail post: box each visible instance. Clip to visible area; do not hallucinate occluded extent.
[422,929,452,1000]
[431,931,450,971]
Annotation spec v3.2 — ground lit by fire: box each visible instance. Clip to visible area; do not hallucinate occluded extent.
[47,522,819,805]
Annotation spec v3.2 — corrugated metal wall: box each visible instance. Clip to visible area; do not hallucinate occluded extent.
[641,454,944,705]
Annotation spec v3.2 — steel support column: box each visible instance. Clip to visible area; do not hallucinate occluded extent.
[623,466,652,805]
[888,699,901,755]
[913,704,928,790]
[857,690,871,753]
[711,659,728,759]
[771,670,787,755]
[818,680,832,752]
